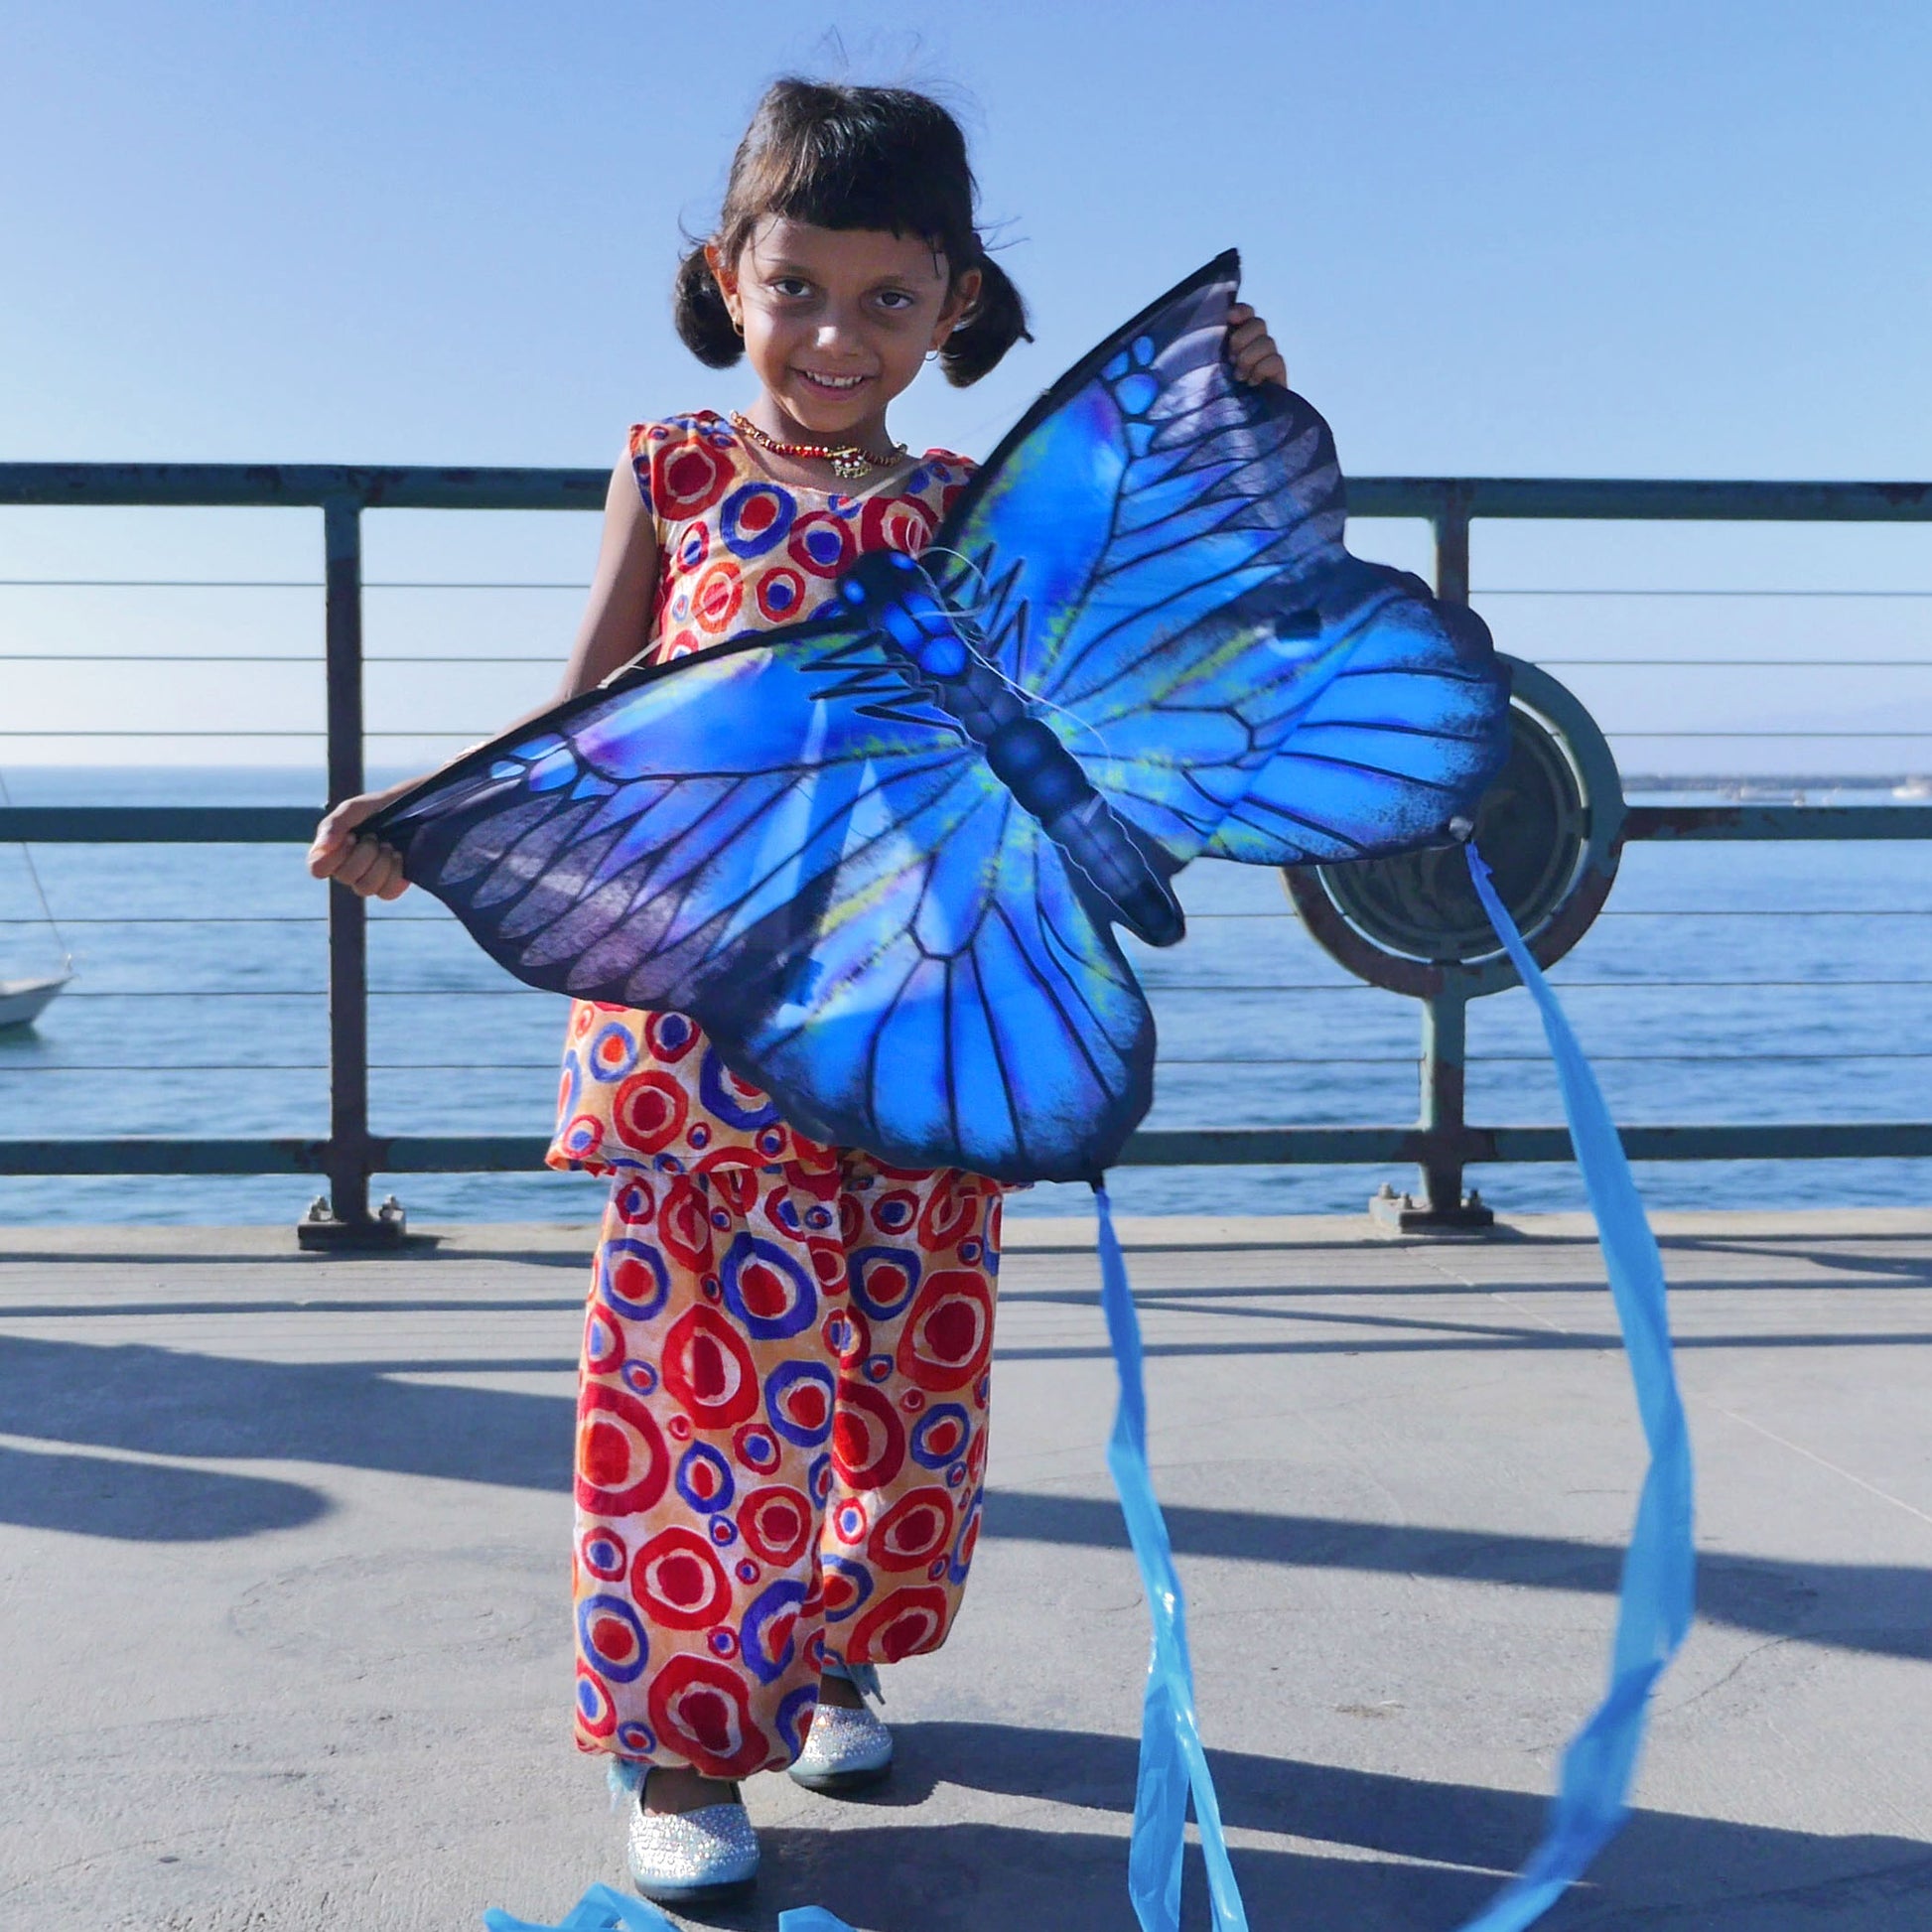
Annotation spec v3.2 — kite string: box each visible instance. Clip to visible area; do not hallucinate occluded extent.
[1451,842,1696,1932]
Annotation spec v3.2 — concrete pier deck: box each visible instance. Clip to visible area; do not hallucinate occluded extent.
[2,1208,1928,1931]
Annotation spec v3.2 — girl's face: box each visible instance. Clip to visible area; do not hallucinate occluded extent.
[708,218,980,448]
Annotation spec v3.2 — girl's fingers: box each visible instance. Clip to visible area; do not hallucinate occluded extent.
[330,835,402,897]
[1226,309,1287,385]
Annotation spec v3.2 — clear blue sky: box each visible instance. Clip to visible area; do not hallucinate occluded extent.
[3,1,1929,770]
[5,0,1928,475]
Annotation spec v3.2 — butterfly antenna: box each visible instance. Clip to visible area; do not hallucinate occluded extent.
[917,544,993,608]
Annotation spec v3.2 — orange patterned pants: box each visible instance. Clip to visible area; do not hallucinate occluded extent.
[571,1152,1002,1776]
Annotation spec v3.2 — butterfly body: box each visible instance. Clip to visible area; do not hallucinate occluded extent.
[831,548,1188,948]
[372,251,1512,1181]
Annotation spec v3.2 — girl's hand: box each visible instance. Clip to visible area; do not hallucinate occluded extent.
[1226,302,1289,388]
[308,787,412,900]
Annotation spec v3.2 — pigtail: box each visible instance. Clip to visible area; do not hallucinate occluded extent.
[672,243,743,369]
[940,253,1032,387]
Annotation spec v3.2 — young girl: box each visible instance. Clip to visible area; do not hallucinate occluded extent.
[310,76,1287,1909]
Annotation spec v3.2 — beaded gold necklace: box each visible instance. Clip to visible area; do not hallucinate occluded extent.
[729,410,908,483]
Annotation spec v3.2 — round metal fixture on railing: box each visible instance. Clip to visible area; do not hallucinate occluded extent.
[1286,655,1625,1000]
[1283,654,1626,1232]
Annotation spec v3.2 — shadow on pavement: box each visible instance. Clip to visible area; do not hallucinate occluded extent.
[0,1440,329,1540]
[670,1723,1932,1929]
[2,1335,1926,1665]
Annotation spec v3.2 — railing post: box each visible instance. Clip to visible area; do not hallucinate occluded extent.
[1370,488,1495,1235]
[1428,489,1473,1219]
[1419,988,1469,1212]
[1433,488,1471,606]
[299,492,401,1248]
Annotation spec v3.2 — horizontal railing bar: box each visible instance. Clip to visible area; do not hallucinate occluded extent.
[1145,978,1932,991]
[6,1121,1931,1174]
[1624,804,1932,840]
[8,654,1932,672]
[0,807,320,841]
[15,656,1932,679]
[14,1052,1932,1073]
[0,464,612,511]
[7,464,1930,520]
[1535,660,1932,669]
[1349,479,1932,520]
[12,581,1932,599]
[1475,588,1932,599]
[8,908,1932,925]
[9,804,1931,846]
[0,653,559,663]
[13,729,1932,745]
[39,978,1932,997]
[1604,733,1932,739]
[0,914,332,924]
[1121,1123,1932,1165]
[0,579,588,591]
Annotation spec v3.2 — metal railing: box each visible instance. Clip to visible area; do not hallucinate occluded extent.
[3,461,1930,1237]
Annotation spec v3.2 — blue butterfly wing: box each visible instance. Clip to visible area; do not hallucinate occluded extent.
[1201,573,1511,863]
[922,251,1506,863]
[730,783,1153,1181]
[368,627,1151,1180]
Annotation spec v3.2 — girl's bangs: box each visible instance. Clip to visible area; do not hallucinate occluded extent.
[741,124,971,261]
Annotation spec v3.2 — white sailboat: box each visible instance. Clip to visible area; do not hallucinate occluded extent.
[0,769,71,1032]
[0,971,68,1030]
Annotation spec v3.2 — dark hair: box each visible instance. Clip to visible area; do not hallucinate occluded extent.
[673,78,1030,387]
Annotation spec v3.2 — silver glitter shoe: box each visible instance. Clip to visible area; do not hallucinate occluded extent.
[789,1659,894,1793]
[625,1773,759,1905]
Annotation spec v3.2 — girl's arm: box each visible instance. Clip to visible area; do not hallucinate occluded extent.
[308,455,659,897]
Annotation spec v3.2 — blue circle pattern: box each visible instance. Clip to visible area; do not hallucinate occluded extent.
[719,482,795,559]
[910,1403,971,1469]
[848,1244,921,1321]
[720,1232,817,1339]
[763,1358,836,1448]
[948,1491,983,1586]
[599,1237,670,1321]
[820,1555,873,1623]
[741,1578,807,1683]
[577,1592,649,1684]
[697,1047,779,1129]
[775,1682,819,1757]
[675,1443,736,1515]
[588,1022,640,1083]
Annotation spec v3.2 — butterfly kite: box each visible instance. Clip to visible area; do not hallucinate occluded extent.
[371,256,1693,1932]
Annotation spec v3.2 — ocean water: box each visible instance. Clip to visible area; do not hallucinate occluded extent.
[1,764,1928,1227]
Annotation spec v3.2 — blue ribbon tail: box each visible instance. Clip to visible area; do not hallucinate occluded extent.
[1454,842,1697,1932]
[483,1881,681,1931]
[483,1888,858,1931]
[1096,1183,1250,1932]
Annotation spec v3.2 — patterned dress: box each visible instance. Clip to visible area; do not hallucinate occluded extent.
[549,413,1004,1778]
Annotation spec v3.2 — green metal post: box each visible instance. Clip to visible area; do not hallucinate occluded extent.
[299,495,401,1248]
